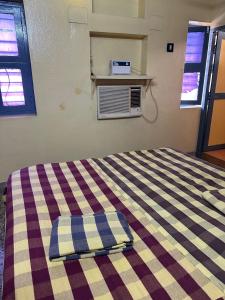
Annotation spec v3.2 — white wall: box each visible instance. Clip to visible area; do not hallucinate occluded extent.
[0,0,212,182]
[212,2,225,26]
[92,0,142,18]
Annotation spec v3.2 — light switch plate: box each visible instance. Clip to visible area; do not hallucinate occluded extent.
[167,43,174,52]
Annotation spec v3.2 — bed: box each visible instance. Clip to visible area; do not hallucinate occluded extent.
[3,148,225,299]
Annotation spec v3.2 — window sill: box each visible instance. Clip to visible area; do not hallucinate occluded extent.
[180,104,202,109]
[0,114,36,119]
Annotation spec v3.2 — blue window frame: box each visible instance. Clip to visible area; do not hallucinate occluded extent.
[181,26,209,106]
[0,2,36,116]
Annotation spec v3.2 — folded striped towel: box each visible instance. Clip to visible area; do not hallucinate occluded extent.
[49,211,133,261]
[202,189,225,214]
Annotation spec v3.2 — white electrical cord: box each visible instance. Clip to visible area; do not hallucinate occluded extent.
[132,66,159,123]
[142,79,159,124]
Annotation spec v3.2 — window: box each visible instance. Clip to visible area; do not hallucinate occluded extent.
[0,2,36,116]
[181,26,209,106]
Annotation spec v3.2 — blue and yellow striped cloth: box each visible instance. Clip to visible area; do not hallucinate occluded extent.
[49,211,133,261]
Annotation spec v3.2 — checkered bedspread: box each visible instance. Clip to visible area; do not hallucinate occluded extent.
[3,148,225,299]
[49,212,133,261]
[93,148,225,294]
[203,189,225,214]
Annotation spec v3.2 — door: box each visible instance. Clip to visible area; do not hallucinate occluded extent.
[198,30,225,154]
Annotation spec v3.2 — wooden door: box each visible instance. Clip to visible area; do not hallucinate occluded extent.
[200,31,225,152]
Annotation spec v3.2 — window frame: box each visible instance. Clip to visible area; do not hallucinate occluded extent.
[0,2,36,116]
[181,26,210,106]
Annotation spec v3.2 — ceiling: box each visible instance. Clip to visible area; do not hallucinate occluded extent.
[188,0,225,8]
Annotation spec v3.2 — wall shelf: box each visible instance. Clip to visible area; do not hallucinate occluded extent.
[90,74,153,96]
[91,75,153,80]
[90,31,147,40]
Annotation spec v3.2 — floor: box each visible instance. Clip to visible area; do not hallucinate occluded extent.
[0,183,6,300]
[202,149,225,168]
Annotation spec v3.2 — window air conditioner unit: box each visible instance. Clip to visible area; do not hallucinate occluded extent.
[97,85,142,120]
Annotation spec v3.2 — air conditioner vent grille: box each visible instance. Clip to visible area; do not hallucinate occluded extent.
[98,87,130,115]
[97,85,142,119]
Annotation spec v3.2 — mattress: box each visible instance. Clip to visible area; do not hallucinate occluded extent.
[3,148,225,299]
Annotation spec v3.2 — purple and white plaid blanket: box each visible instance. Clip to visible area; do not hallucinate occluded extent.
[3,148,225,299]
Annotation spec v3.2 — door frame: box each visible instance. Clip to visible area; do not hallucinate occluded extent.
[197,26,225,156]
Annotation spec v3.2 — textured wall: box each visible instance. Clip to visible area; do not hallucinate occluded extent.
[0,0,212,181]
